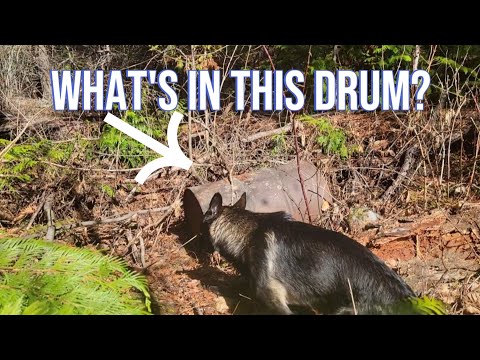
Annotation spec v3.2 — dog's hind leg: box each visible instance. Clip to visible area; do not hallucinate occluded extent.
[256,278,293,315]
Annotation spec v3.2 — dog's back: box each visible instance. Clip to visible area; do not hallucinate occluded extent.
[203,192,415,314]
[255,216,415,314]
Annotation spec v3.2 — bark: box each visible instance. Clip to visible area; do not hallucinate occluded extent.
[36,45,52,103]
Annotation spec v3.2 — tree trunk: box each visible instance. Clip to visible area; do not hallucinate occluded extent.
[411,45,421,110]
[35,45,52,103]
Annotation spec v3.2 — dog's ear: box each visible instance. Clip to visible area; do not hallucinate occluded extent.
[204,193,223,223]
[233,192,246,210]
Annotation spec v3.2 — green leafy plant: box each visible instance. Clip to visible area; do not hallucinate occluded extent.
[364,45,414,69]
[393,296,447,315]
[98,110,167,168]
[0,139,73,191]
[434,56,477,76]
[301,116,354,159]
[271,132,287,155]
[98,102,186,169]
[0,237,151,315]
[100,184,116,198]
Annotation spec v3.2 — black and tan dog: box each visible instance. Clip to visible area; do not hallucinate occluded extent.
[202,192,417,315]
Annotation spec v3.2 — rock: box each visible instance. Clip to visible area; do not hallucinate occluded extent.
[347,207,382,231]
[215,296,230,313]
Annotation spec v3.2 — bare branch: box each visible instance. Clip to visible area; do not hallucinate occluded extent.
[241,123,293,143]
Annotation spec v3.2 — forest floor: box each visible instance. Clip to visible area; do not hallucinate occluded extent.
[121,181,480,315]
[1,101,479,314]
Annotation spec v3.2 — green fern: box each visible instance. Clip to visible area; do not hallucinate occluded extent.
[99,103,186,168]
[390,296,447,315]
[301,116,355,159]
[405,296,447,315]
[0,238,151,315]
[0,139,74,192]
[98,110,164,168]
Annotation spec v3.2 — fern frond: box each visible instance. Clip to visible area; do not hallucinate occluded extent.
[391,296,447,315]
[0,238,152,315]
[406,296,447,315]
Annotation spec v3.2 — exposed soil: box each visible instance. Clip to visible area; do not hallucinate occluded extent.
[84,176,480,315]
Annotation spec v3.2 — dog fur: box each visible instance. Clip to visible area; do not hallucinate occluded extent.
[202,192,416,315]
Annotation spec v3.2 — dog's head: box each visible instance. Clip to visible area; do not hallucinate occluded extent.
[202,192,248,258]
[203,192,247,225]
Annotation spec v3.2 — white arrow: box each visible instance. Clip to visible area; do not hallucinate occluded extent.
[103,111,192,184]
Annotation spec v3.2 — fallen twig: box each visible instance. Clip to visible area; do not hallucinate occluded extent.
[40,160,142,173]
[44,194,56,241]
[126,230,141,265]
[178,234,198,249]
[123,185,139,204]
[381,146,419,202]
[60,206,171,231]
[241,123,292,143]
[123,167,182,204]
[26,191,47,230]
[139,236,146,268]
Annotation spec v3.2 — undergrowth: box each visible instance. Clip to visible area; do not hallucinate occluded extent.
[393,296,447,315]
[0,237,151,315]
[0,139,74,192]
[99,102,186,168]
[301,116,359,159]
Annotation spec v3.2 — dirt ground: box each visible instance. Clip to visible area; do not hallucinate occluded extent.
[79,177,480,315]
[158,205,480,315]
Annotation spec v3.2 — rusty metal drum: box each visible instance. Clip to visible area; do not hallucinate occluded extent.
[183,160,332,252]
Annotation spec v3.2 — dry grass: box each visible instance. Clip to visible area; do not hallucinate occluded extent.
[0,46,39,109]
